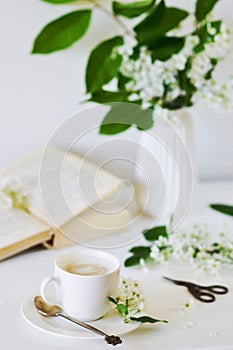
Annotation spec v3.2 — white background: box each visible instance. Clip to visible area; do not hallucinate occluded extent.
[0,0,233,180]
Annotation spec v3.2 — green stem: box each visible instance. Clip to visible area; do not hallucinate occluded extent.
[86,0,136,41]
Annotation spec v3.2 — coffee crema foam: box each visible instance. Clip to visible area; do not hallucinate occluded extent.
[65,262,108,276]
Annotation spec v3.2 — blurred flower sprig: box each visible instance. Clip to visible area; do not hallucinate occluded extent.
[0,178,29,213]
[125,225,233,275]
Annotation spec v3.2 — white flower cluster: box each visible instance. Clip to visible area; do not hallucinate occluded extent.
[0,178,29,212]
[150,225,233,275]
[118,35,199,109]
[117,21,233,112]
[187,23,233,110]
[193,78,233,111]
[204,22,231,59]
[109,278,145,323]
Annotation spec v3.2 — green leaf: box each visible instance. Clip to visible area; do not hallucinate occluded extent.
[129,246,151,258]
[124,255,141,267]
[205,58,218,80]
[210,20,222,33]
[130,316,168,323]
[99,104,153,135]
[100,104,132,134]
[32,10,91,54]
[100,122,131,135]
[195,0,219,22]
[143,226,168,241]
[112,0,155,19]
[151,36,185,61]
[108,296,117,304]
[130,45,141,60]
[42,0,78,4]
[134,0,188,45]
[194,21,222,53]
[135,108,154,130]
[209,204,233,217]
[177,60,197,107]
[117,304,128,316]
[90,90,132,103]
[86,36,123,93]
[194,25,209,53]
[117,73,132,90]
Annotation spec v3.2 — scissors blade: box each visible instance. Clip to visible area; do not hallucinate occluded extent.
[162,276,188,286]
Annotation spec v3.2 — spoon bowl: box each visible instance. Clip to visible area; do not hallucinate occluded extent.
[34,296,62,316]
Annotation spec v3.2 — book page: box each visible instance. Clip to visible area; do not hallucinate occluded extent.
[0,207,50,249]
[1,147,121,228]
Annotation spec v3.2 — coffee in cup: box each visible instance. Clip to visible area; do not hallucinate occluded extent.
[65,262,108,276]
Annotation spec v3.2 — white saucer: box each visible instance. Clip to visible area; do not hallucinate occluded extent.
[21,296,140,339]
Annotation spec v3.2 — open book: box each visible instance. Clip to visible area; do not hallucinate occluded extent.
[0,148,132,261]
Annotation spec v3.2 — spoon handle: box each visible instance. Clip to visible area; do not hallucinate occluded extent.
[59,313,106,336]
[59,314,122,346]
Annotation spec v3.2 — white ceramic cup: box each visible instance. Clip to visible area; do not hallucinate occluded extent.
[40,249,120,321]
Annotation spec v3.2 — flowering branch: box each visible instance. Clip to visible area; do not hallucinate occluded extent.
[125,225,233,275]
[32,0,233,134]
[85,0,233,134]
[108,278,168,324]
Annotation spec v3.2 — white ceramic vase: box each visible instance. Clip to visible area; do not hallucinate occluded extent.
[134,108,196,230]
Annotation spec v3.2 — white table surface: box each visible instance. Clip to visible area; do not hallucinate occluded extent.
[0,180,233,350]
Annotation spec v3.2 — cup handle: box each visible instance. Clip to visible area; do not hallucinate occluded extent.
[40,276,60,305]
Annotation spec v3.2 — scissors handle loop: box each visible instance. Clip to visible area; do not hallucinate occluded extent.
[205,285,228,295]
[195,291,216,303]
